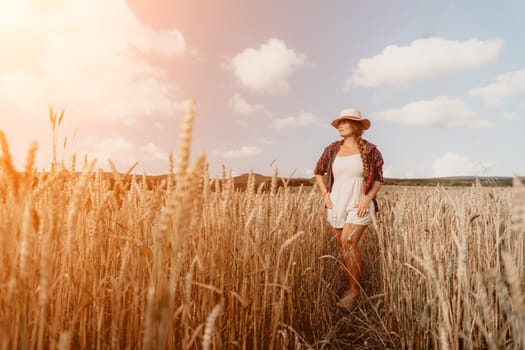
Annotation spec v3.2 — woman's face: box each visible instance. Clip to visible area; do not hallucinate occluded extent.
[337,120,355,137]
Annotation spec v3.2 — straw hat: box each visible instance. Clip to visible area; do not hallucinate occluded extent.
[330,108,371,130]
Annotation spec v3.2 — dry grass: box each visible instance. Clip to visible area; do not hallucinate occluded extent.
[0,105,523,349]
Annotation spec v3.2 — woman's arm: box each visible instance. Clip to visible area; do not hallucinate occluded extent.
[315,174,328,195]
[356,180,382,217]
[364,180,382,201]
[315,174,332,209]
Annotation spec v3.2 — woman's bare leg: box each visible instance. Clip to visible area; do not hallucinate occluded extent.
[334,228,343,252]
[336,223,367,308]
[334,228,349,284]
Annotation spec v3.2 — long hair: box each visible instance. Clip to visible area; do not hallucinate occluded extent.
[349,121,369,179]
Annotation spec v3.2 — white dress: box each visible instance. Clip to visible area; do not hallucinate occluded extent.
[327,154,374,228]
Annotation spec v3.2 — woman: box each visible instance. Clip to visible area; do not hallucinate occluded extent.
[314,108,384,310]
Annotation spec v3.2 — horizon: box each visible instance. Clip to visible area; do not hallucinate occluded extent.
[21,165,524,181]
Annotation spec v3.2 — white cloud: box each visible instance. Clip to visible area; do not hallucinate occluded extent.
[235,119,249,127]
[0,0,187,121]
[346,37,503,89]
[375,96,489,128]
[432,152,493,177]
[382,165,417,179]
[229,93,264,114]
[232,38,306,94]
[257,137,273,145]
[270,112,318,129]
[140,142,170,161]
[470,68,525,107]
[0,72,49,113]
[382,165,395,178]
[214,146,263,158]
[405,171,417,179]
[500,112,520,122]
[74,136,169,173]
[303,169,313,177]
[229,95,320,130]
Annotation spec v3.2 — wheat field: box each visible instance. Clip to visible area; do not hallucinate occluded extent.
[0,105,524,349]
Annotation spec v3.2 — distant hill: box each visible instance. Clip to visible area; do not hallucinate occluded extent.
[231,174,524,189]
[381,176,522,187]
[139,173,525,189]
[33,171,522,191]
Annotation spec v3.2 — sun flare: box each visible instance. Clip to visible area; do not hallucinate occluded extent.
[0,0,36,31]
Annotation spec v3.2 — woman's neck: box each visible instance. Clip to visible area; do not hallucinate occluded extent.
[342,136,358,146]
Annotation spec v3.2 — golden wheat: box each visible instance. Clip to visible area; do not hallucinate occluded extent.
[0,105,523,349]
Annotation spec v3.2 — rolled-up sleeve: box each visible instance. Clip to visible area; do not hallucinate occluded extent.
[314,146,330,175]
[373,148,384,182]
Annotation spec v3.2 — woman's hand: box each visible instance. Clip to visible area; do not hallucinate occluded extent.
[355,196,371,217]
[323,193,333,209]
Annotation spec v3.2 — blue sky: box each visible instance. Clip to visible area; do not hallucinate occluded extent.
[1,0,523,178]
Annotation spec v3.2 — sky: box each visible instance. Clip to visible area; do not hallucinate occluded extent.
[0,0,524,178]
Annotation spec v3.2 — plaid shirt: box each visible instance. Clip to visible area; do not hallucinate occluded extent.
[314,139,384,197]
